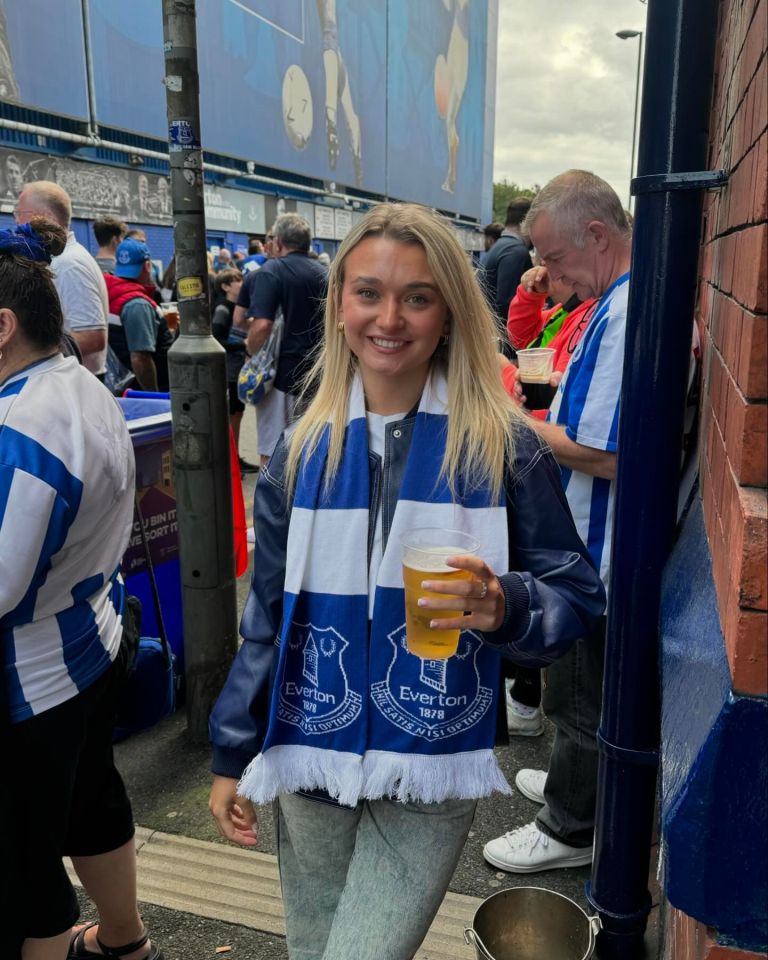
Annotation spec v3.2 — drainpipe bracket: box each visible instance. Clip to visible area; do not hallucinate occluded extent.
[632,169,729,194]
[584,881,653,924]
[597,728,659,767]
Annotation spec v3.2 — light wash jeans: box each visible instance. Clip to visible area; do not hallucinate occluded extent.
[275,792,477,960]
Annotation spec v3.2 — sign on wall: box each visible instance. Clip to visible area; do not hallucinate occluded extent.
[204,185,266,233]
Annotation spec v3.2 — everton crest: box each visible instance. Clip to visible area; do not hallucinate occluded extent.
[370,625,493,741]
[278,622,362,735]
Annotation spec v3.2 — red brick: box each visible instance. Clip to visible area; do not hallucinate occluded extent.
[736,486,768,609]
[751,57,767,144]
[665,903,768,959]
[701,239,715,281]
[751,132,767,223]
[710,412,729,512]
[723,374,747,463]
[733,223,768,312]
[702,459,718,548]
[736,312,767,399]
[739,401,768,485]
[727,148,753,228]
[726,607,768,695]
[709,349,728,435]
[732,94,749,167]
[717,232,737,295]
[712,522,731,609]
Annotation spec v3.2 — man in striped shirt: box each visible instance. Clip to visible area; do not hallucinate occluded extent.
[484,170,631,874]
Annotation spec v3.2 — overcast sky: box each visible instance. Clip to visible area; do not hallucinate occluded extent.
[493,0,647,205]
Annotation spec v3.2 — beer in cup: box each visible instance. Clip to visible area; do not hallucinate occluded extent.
[160,302,180,332]
[401,528,480,659]
[516,347,556,410]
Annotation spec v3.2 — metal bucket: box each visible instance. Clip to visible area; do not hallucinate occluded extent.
[464,887,601,960]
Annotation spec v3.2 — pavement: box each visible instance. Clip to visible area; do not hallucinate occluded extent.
[69,409,660,959]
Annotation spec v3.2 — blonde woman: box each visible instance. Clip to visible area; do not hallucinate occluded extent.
[208,203,604,960]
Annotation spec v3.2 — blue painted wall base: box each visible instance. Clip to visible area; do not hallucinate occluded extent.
[661,497,768,952]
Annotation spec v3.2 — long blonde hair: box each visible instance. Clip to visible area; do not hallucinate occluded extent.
[285,203,527,501]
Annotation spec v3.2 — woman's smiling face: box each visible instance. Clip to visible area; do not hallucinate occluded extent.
[338,236,449,410]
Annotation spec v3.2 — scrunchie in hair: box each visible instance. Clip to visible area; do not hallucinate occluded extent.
[0,222,52,264]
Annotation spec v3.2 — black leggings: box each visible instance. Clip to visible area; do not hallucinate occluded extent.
[3,652,134,941]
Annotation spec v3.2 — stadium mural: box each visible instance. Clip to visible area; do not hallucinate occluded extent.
[0,0,497,221]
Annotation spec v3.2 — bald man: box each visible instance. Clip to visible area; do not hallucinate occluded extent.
[16,181,109,378]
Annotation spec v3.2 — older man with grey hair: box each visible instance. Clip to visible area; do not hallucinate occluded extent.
[240,213,327,465]
[484,169,631,874]
[15,180,109,378]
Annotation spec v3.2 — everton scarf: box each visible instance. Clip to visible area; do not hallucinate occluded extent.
[238,372,512,807]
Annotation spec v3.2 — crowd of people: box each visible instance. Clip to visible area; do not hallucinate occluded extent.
[0,168,649,960]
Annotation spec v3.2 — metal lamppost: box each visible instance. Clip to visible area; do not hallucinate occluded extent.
[616,29,644,209]
[161,0,238,741]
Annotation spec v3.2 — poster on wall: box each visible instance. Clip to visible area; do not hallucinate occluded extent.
[0,0,89,119]
[386,0,492,217]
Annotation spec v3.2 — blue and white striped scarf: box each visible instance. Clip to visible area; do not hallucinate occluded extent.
[238,372,512,806]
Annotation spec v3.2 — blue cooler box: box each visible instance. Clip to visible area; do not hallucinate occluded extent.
[119,397,184,673]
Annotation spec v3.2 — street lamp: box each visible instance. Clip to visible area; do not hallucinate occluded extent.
[616,29,643,208]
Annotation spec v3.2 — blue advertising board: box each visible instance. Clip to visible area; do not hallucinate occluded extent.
[0,0,89,120]
[386,0,491,217]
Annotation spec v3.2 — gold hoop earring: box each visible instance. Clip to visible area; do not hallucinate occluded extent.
[338,321,345,332]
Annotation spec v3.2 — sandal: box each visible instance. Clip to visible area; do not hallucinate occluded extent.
[68,921,164,960]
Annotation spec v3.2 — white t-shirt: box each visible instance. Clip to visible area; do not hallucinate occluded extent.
[51,232,110,376]
[366,411,407,617]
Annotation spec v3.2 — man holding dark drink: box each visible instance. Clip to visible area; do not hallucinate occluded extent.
[485,169,632,874]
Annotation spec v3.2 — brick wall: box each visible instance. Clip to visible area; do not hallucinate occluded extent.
[666,906,768,960]
[698,0,767,699]
[667,0,767,956]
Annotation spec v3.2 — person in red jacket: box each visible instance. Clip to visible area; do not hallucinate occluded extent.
[500,264,597,418]
[105,238,173,391]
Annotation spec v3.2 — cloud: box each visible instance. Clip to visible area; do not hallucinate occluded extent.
[493,0,646,203]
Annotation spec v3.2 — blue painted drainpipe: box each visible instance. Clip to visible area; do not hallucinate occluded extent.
[585,0,727,956]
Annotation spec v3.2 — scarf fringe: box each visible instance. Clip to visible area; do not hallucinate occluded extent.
[238,745,512,808]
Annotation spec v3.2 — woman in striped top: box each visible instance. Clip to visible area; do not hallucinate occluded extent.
[0,219,160,960]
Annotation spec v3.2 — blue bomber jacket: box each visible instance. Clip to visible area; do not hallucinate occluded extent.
[210,417,606,779]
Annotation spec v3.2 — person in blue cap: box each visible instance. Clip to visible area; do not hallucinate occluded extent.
[104,237,173,392]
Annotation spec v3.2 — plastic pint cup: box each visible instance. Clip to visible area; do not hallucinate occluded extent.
[516,347,556,410]
[160,302,180,332]
[401,528,480,659]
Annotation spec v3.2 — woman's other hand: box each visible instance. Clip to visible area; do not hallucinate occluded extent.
[209,776,259,847]
[418,555,506,633]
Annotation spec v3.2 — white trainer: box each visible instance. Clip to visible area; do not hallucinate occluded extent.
[483,821,593,874]
[506,693,544,737]
[515,768,547,804]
